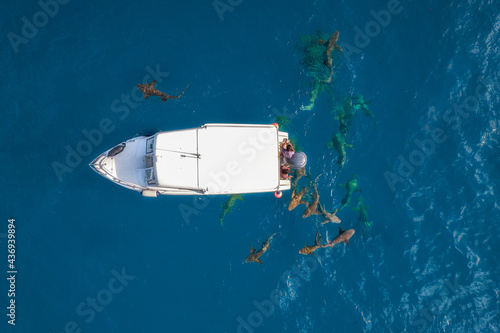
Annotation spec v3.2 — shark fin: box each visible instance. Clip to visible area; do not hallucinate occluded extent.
[250,245,255,254]
[161,97,167,103]
[257,258,263,264]
[144,94,149,100]
[345,239,349,245]
[339,227,344,234]
[150,80,157,86]
[321,220,328,224]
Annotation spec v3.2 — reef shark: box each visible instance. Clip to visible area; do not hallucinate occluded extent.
[321,227,355,247]
[355,196,372,231]
[288,186,309,211]
[351,94,374,118]
[317,30,342,83]
[325,31,341,66]
[299,228,322,255]
[327,132,352,170]
[245,232,278,264]
[318,202,341,224]
[317,30,343,58]
[137,80,189,102]
[339,174,360,210]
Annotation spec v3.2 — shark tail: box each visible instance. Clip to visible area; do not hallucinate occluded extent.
[318,201,324,213]
[169,83,189,99]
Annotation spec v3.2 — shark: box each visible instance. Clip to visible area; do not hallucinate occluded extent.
[245,232,278,264]
[317,31,343,83]
[327,132,353,170]
[354,196,372,231]
[325,31,341,66]
[291,167,307,188]
[288,186,309,211]
[137,80,189,102]
[317,30,343,59]
[302,180,321,218]
[339,174,361,210]
[299,228,323,255]
[318,202,341,224]
[219,194,244,228]
[321,227,355,247]
[335,97,358,135]
[351,94,374,118]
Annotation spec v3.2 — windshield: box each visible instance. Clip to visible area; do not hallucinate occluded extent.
[146,137,155,154]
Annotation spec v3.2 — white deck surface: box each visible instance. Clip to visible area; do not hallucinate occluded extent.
[155,129,199,189]
[98,138,147,186]
[198,124,280,194]
[154,124,280,194]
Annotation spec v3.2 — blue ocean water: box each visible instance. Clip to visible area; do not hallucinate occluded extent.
[1,0,499,332]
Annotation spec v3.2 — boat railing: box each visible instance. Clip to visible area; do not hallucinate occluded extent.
[89,155,146,192]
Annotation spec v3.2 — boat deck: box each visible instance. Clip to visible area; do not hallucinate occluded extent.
[90,124,291,195]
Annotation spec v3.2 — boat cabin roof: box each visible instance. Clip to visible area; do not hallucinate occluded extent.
[154,124,281,194]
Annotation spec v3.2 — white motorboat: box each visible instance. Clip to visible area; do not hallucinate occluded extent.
[89,123,307,197]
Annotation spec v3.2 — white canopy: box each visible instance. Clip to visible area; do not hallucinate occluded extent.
[154,124,281,194]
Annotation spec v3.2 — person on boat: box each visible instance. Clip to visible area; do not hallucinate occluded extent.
[281,139,295,159]
[281,165,292,180]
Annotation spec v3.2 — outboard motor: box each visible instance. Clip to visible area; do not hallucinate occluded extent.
[285,152,307,169]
